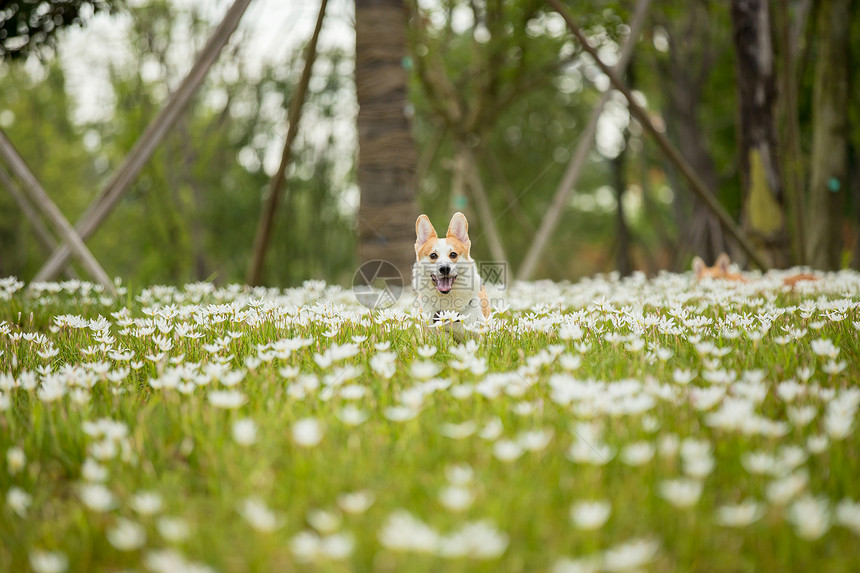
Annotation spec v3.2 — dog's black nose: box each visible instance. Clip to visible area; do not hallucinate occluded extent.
[439,265,451,276]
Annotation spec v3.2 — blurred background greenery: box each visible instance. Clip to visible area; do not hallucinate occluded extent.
[0,0,858,287]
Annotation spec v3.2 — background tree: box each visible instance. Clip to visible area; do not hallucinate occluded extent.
[730,0,791,268]
[354,0,420,281]
[0,0,120,60]
[806,0,849,270]
[650,1,734,267]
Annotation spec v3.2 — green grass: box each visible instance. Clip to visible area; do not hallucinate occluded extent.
[1,274,860,572]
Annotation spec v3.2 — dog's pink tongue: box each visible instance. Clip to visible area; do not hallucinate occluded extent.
[436,275,454,293]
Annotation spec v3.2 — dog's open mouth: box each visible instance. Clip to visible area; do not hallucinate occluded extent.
[431,273,457,294]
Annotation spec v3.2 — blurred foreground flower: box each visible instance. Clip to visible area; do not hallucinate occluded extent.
[292,418,324,447]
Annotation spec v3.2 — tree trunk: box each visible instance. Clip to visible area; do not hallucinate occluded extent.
[658,1,728,265]
[730,0,791,268]
[806,0,848,270]
[355,0,420,280]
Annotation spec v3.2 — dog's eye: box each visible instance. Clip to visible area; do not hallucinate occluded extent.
[429,253,438,260]
[450,252,458,259]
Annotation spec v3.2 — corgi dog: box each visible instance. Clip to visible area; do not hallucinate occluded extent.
[692,253,747,282]
[693,253,820,288]
[413,212,490,326]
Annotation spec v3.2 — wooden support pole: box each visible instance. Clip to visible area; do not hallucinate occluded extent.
[519,0,650,281]
[33,0,254,283]
[547,0,770,271]
[0,165,79,280]
[0,130,114,293]
[246,0,327,286]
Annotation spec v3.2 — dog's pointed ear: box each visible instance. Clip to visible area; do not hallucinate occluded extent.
[716,252,731,273]
[415,214,437,248]
[692,256,705,277]
[446,212,470,247]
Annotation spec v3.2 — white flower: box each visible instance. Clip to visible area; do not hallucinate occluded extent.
[672,368,696,385]
[683,455,715,478]
[231,418,258,446]
[81,458,108,482]
[620,441,654,466]
[107,518,146,551]
[715,500,764,527]
[6,446,25,475]
[567,441,614,466]
[517,429,553,451]
[559,353,582,371]
[378,510,439,553]
[208,390,245,409]
[157,516,190,542]
[384,405,418,422]
[786,405,816,426]
[338,406,369,426]
[320,532,354,559]
[444,464,474,486]
[569,500,611,530]
[835,499,860,534]
[559,324,583,340]
[437,520,509,559]
[602,538,660,572]
[659,478,703,508]
[290,530,322,562]
[439,420,477,440]
[825,410,853,439]
[807,434,830,454]
[292,418,324,447]
[478,418,503,440]
[786,495,831,540]
[143,548,214,573]
[79,483,116,512]
[439,485,474,511]
[417,345,437,358]
[307,508,341,534]
[552,557,600,573]
[810,338,839,358]
[337,490,375,514]
[410,360,440,380]
[7,486,32,517]
[130,491,163,516]
[370,352,397,379]
[766,471,808,505]
[239,497,281,532]
[822,360,847,375]
[493,440,523,463]
[29,550,68,573]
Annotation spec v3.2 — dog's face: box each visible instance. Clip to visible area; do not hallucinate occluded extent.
[413,212,475,296]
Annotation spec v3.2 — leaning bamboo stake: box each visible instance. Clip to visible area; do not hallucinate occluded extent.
[547,0,769,271]
[519,0,651,281]
[0,130,114,293]
[246,0,328,286]
[0,165,79,279]
[33,0,254,283]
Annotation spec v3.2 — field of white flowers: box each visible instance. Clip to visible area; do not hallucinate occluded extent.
[1,269,859,572]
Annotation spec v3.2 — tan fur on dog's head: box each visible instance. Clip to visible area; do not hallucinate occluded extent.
[414,212,471,260]
[693,253,745,282]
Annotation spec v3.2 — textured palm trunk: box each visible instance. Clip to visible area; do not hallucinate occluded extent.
[806,0,848,270]
[730,0,791,268]
[354,0,420,280]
